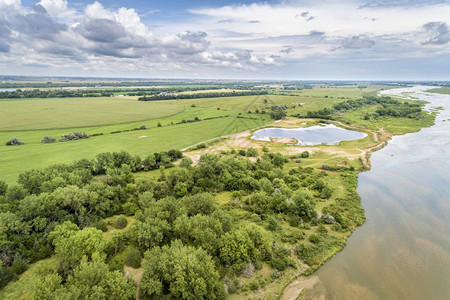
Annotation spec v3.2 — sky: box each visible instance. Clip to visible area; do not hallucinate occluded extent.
[0,0,449,80]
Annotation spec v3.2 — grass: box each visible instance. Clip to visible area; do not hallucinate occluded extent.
[426,87,450,95]
[0,97,185,131]
[0,257,57,300]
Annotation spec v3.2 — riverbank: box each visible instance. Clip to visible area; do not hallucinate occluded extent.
[279,86,443,299]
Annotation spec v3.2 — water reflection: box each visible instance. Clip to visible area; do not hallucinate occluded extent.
[304,86,450,299]
[251,124,366,145]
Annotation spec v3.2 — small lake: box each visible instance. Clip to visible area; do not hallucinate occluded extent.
[251,124,367,145]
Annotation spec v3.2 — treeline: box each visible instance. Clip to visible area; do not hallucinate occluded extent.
[138,90,268,101]
[0,87,246,99]
[301,96,424,120]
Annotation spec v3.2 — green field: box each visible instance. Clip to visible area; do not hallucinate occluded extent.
[426,87,450,95]
[1,87,380,184]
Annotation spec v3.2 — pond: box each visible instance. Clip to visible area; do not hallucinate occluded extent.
[251,124,367,146]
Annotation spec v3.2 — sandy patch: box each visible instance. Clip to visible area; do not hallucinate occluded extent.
[271,137,298,144]
[139,135,148,138]
[281,276,321,300]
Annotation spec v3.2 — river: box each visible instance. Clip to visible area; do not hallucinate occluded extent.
[298,86,450,299]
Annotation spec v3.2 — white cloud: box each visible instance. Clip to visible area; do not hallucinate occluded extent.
[0,0,450,78]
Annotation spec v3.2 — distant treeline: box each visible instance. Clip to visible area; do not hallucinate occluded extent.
[0,86,256,99]
[298,96,424,120]
[138,90,268,101]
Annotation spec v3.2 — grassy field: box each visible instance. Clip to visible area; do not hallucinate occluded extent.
[426,87,450,95]
[0,87,377,184]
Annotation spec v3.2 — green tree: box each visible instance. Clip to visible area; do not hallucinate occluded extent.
[141,241,219,299]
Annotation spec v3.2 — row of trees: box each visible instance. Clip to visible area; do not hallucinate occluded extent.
[138,90,268,101]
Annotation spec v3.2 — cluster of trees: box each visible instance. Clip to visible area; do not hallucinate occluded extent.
[303,96,424,120]
[0,147,363,298]
[59,132,89,142]
[138,90,268,101]
[0,149,183,288]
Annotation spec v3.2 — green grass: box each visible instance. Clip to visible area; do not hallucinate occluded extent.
[0,97,185,130]
[426,87,450,95]
[0,257,57,300]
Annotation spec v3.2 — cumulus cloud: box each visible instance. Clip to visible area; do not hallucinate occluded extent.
[339,35,376,49]
[421,22,450,45]
[1,0,450,77]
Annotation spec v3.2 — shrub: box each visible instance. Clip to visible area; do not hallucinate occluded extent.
[300,151,309,158]
[246,148,258,157]
[191,104,196,107]
[140,125,147,129]
[59,132,89,142]
[41,136,56,143]
[242,262,255,278]
[92,219,108,232]
[6,137,24,146]
[249,281,259,291]
[114,215,128,229]
[271,269,280,279]
[262,146,269,153]
[157,122,162,127]
[125,248,142,268]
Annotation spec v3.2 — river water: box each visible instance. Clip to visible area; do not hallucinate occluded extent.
[303,86,450,299]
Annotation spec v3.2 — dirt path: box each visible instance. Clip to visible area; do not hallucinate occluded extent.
[281,276,322,300]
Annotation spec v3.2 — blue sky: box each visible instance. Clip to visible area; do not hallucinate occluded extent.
[1,0,450,80]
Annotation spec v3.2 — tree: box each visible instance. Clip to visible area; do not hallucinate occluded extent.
[33,256,135,300]
[183,192,215,216]
[6,137,24,146]
[0,180,7,196]
[51,225,106,275]
[141,241,219,299]
[291,191,316,220]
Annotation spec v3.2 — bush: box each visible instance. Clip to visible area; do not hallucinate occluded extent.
[6,137,24,146]
[92,219,108,232]
[246,148,258,157]
[41,136,56,143]
[59,132,89,142]
[125,248,142,268]
[300,151,309,158]
[271,269,280,279]
[249,281,259,291]
[114,215,128,229]
[262,146,269,153]
[242,262,255,278]
[140,125,147,129]
[11,257,28,275]
[0,181,7,196]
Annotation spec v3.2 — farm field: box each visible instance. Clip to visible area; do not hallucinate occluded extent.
[0,86,382,184]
